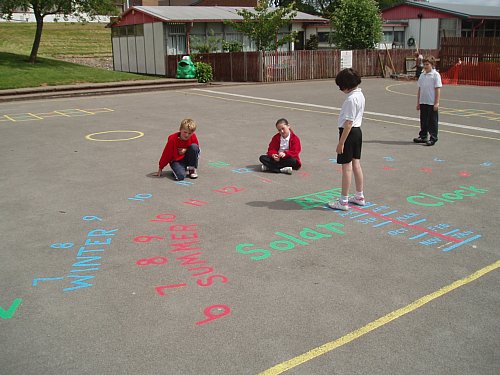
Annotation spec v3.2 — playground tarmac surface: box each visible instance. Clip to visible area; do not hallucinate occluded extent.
[1,78,499,375]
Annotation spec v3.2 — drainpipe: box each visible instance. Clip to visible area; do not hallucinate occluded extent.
[417,13,423,49]
[472,19,484,37]
[187,22,193,55]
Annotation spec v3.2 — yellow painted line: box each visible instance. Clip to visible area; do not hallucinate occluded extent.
[56,109,87,116]
[35,112,58,118]
[54,111,71,117]
[3,115,16,122]
[259,260,500,375]
[385,83,500,106]
[28,112,44,119]
[87,107,114,113]
[11,117,39,122]
[76,109,95,115]
[85,130,144,142]
[188,92,500,141]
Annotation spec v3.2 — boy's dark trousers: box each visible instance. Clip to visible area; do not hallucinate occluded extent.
[419,104,439,142]
[259,155,298,171]
[171,144,199,180]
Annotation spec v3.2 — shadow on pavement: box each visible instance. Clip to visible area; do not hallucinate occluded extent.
[246,200,324,211]
[364,140,414,145]
[146,171,176,180]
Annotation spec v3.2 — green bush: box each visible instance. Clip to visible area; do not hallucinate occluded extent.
[222,40,243,52]
[190,29,221,53]
[305,34,319,50]
[194,61,213,83]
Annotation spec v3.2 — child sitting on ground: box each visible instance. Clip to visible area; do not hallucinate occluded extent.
[259,118,301,175]
[156,118,200,180]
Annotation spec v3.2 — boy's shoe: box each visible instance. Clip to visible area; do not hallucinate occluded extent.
[413,137,428,143]
[187,166,198,179]
[328,200,349,211]
[261,164,269,172]
[280,167,292,175]
[425,139,436,146]
[348,195,366,206]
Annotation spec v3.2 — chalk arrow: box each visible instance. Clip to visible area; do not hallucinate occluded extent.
[0,298,23,320]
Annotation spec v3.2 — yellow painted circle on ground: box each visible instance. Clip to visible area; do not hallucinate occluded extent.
[85,130,144,142]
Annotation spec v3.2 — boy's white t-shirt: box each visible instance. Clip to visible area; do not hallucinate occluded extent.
[338,88,365,128]
[418,69,442,105]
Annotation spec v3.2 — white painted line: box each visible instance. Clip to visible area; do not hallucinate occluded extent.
[193,89,500,134]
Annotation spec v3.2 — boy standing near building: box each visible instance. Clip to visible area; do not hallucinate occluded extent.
[328,68,366,211]
[413,56,442,146]
[156,118,200,180]
[414,51,424,78]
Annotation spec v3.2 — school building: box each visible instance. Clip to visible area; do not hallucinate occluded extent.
[381,0,500,49]
[109,6,328,75]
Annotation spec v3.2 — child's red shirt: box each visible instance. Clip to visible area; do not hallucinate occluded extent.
[158,132,199,170]
[266,130,302,169]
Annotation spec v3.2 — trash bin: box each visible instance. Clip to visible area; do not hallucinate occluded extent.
[176,56,196,79]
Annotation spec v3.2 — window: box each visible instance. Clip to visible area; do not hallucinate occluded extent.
[393,31,404,44]
[126,24,135,36]
[383,31,393,43]
[135,24,144,37]
[168,23,185,35]
[317,32,333,44]
[439,18,458,39]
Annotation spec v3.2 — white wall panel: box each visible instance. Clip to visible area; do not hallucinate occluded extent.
[144,23,156,75]
[112,37,121,71]
[136,36,146,74]
[128,36,137,73]
[153,22,165,75]
[421,19,439,49]
[120,36,129,71]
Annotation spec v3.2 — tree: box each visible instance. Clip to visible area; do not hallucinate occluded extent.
[305,34,318,50]
[271,0,402,18]
[271,0,319,15]
[330,0,383,50]
[225,3,297,52]
[0,1,117,63]
[376,0,404,11]
[190,29,221,53]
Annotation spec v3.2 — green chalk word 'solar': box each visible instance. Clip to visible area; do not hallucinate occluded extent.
[236,222,345,261]
[406,186,488,207]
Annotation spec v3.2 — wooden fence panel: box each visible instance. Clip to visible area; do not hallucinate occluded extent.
[440,37,500,86]
[166,48,441,82]
[440,37,500,70]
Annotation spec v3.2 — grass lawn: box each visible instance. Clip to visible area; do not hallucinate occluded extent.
[0,22,112,57]
[0,52,155,90]
[0,23,157,89]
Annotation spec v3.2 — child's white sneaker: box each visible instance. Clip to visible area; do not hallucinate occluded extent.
[280,167,292,174]
[328,200,349,211]
[348,195,365,206]
[261,164,269,172]
[187,166,198,179]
